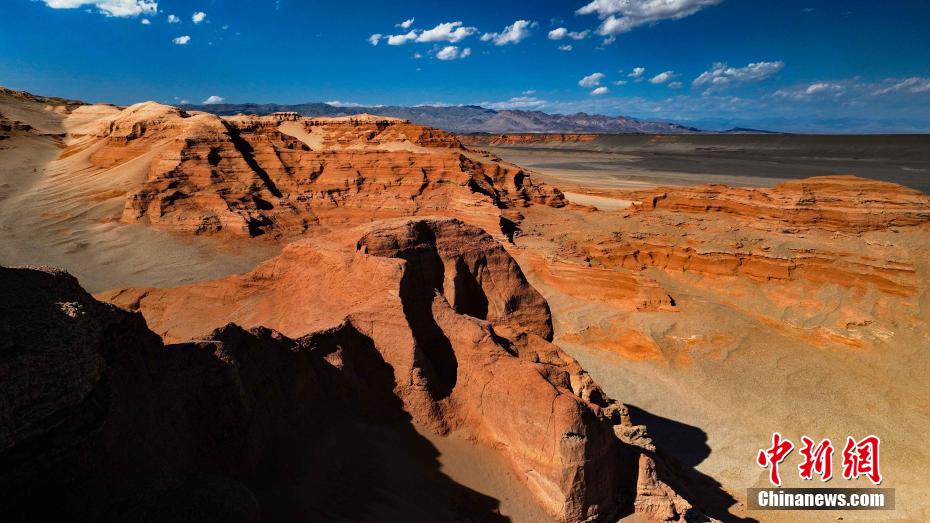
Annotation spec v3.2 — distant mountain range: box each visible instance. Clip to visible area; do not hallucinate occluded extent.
[180,101,704,134]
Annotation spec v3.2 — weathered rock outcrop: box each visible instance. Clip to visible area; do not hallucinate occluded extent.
[581,237,918,297]
[98,218,699,522]
[48,101,564,240]
[0,113,36,141]
[627,175,930,233]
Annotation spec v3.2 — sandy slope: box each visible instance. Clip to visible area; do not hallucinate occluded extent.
[0,95,282,292]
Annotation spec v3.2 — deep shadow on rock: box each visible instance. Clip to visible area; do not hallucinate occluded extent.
[0,266,508,522]
[626,404,711,469]
[624,404,759,523]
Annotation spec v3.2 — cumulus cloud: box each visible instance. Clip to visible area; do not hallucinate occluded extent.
[167,13,179,23]
[693,61,784,93]
[41,0,156,17]
[435,46,471,61]
[368,33,382,46]
[202,95,224,104]
[650,70,676,84]
[172,35,190,45]
[577,0,723,36]
[480,96,548,110]
[548,27,568,40]
[481,20,537,45]
[550,28,589,40]
[590,86,609,95]
[383,21,478,45]
[417,21,477,43]
[191,11,205,23]
[140,17,150,24]
[558,44,573,51]
[579,72,606,88]
[628,67,646,79]
[386,31,418,45]
[873,77,930,95]
[397,17,415,29]
[669,81,683,89]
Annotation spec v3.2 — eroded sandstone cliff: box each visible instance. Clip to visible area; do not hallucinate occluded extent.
[44,101,565,240]
[626,175,930,233]
[90,217,702,522]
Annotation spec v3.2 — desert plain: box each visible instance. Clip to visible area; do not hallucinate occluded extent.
[2,86,930,522]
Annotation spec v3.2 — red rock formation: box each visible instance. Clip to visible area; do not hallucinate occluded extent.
[628,175,930,233]
[51,101,564,240]
[582,238,918,297]
[100,217,699,522]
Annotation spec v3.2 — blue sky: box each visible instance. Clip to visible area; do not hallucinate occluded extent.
[2,0,929,131]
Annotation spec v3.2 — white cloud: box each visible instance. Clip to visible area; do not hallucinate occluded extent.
[669,81,683,89]
[804,82,843,95]
[650,70,676,84]
[383,21,477,45]
[386,31,418,45]
[417,21,477,43]
[397,18,415,29]
[167,13,179,23]
[579,72,605,87]
[577,0,723,36]
[368,33,382,46]
[873,77,930,95]
[613,79,628,85]
[774,81,845,100]
[172,35,190,45]
[202,95,224,104]
[628,67,646,79]
[435,46,471,61]
[480,96,548,110]
[548,27,568,40]
[413,52,423,59]
[191,11,205,24]
[558,44,573,51]
[481,20,537,45]
[590,86,609,95]
[568,30,590,39]
[140,17,150,24]
[41,0,156,17]
[693,61,784,93]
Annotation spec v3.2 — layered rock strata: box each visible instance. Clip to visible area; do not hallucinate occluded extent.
[47,101,564,240]
[94,217,699,521]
